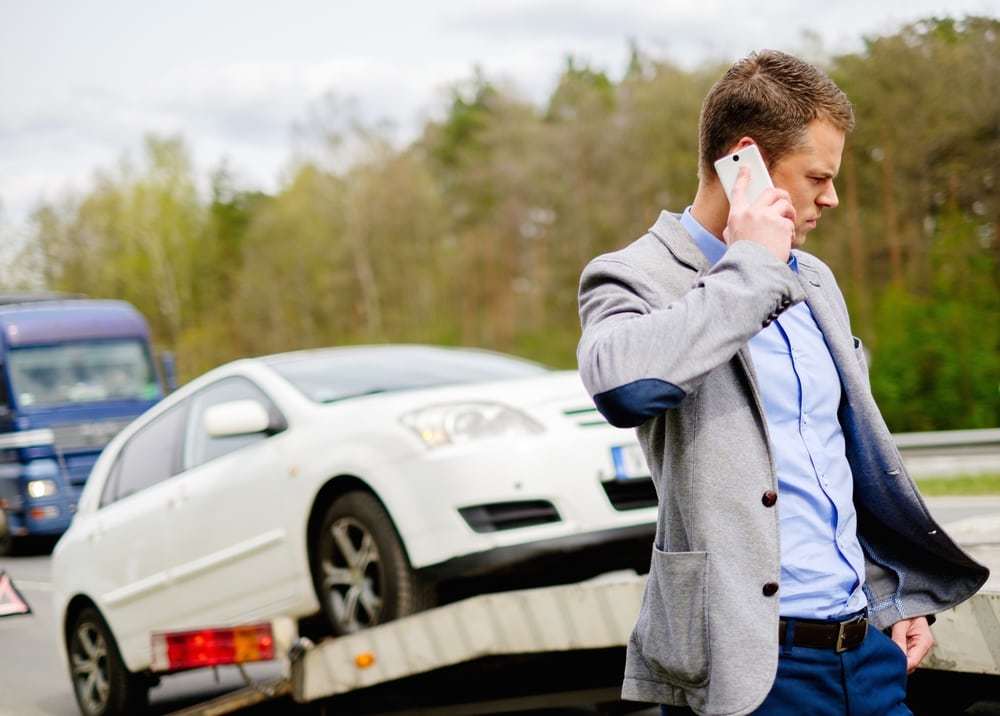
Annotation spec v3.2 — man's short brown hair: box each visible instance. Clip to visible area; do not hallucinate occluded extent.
[699,50,855,180]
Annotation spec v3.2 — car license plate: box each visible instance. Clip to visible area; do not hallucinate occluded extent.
[611,444,650,481]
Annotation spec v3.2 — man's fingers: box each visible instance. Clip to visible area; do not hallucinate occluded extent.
[775,199,797,223]
[730,165,750,205]
[907,642,929,673]
[761,187,793,206]
[890,621,908,655]
[905,618,935,674]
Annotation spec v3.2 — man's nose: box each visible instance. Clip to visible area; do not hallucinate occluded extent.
[818,182,839,209]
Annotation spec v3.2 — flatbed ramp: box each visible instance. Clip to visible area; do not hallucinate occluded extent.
[295,575,642,703]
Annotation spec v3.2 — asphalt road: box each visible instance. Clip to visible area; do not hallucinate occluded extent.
[2,496,999,716]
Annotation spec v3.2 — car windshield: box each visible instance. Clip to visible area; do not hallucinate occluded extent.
[267,346,550,403]
[8,339,159,408]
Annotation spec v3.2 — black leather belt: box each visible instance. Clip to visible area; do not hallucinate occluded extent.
[779,613,868,653]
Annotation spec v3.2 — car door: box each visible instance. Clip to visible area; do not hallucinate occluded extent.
[86,401,187,660]
[163,375,297,628]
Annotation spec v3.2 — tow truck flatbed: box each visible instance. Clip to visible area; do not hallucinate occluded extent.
[169,525,1000,715]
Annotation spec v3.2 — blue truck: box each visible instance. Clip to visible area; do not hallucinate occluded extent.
[0,294,170,554]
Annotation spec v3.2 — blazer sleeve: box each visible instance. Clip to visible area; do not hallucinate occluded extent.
[577,240,806,428]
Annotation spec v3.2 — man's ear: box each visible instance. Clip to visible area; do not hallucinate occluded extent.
[726,136,775,170]
[726,136,756,155]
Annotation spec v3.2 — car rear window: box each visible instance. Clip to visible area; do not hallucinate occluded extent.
[266,346,549,404]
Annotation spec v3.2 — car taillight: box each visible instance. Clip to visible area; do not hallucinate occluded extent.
[151,623,275,672]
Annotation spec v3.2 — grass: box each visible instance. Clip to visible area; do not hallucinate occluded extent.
[914,473,1000,496]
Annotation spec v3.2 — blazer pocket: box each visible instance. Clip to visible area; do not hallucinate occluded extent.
[635,548,710,687]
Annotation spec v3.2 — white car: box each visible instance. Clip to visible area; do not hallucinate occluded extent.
[51,345,655,715]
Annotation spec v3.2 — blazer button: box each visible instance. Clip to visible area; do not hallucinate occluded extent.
[761,490,777,507]
[780,297,792,308]
[761,318,772,328]
[763,582,779,597]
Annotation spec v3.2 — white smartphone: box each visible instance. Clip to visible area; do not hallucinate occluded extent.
[714,144,774,206]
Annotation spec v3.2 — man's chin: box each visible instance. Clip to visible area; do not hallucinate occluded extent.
[792,232,809,248]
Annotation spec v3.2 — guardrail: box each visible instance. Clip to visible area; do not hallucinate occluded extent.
[894,428,1000,478]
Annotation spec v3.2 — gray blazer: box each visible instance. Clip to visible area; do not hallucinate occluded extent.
[576,211,989,715]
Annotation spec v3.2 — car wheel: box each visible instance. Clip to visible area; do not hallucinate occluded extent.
[67,607,148,716]
[312,491,434,635]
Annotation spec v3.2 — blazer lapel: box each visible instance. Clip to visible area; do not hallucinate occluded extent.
[649,211,710,274]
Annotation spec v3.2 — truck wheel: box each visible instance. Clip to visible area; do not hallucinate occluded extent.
[67,607,148,716]
[312,491,434,636]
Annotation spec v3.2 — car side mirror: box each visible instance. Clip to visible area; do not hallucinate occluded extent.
[203,400,285,438]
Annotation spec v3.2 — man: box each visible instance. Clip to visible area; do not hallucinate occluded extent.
[576,51,988,715]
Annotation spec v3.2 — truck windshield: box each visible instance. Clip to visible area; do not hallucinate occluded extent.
[8,339,159,408]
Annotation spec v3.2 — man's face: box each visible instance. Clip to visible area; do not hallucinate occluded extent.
[768,119,845,247]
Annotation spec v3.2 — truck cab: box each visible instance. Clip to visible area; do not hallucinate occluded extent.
[0,295,165,553]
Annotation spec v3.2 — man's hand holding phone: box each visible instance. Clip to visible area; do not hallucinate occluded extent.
[722,165,797,264]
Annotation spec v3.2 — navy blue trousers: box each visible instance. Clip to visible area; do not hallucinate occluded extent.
[660,625,911,715]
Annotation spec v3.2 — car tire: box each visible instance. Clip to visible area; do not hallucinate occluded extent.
[66,606,148,716]
[312,490,434,636]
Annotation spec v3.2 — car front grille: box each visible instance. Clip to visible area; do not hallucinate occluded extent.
[458,500,561,533]
[601,478,658,511]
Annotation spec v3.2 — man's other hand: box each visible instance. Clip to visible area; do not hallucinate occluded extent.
[890,616,934,673]
[722,165,796,263]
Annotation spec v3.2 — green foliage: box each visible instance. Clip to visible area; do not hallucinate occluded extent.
[871,207,997,431]
[11,17,999,429]
[429,68,498,170]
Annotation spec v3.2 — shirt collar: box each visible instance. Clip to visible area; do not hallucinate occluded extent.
[680,206,798,273]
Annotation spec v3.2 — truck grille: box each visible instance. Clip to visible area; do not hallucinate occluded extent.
[458,501,561,533]
[601,478,658,511]
[51,418,132,453]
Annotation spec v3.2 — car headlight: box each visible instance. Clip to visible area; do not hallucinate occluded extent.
[26,479,58,498]
[400,402,545,449]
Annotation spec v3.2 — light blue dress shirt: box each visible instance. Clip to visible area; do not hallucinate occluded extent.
[681,207,868,619]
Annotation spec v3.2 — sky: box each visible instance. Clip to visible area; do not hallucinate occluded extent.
[2,0,998,228]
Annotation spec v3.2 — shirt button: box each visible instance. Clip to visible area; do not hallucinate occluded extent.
[761,490,778,507]
[763,582,780,597]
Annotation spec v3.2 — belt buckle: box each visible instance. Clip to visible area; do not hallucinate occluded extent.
[835,614,865,653]
[835,621,850,653]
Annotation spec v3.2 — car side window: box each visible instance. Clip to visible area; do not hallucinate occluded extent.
[182,376,284,471]
[103,402,188,505]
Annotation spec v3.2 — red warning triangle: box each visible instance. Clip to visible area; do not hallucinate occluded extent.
[0,570,32,617]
